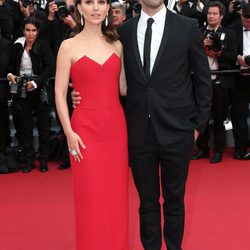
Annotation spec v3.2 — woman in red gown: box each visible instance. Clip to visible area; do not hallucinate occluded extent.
[55,0,128,249]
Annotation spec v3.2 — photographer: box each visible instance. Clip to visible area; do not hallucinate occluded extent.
[192,1,237,163]
[44,0,77,56]
[222,0,247,26]
[7,17,55,173]
[0,0,16,41]
[229,3,250,160]
[174,0,209,27]
[8,0,47,40]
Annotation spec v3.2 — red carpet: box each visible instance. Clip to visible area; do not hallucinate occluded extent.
[1,148,250,250]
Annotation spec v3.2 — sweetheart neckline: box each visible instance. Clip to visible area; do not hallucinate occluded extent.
[71,52,120,69]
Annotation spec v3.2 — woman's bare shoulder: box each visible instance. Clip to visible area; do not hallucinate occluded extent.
[60,37,78,51]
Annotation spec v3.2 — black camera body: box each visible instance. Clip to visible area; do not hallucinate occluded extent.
[9,75,35,99]
[245,55,250,66]
[233,0,245,12]
[21,0,38,8]
[55,0,70,19]
[208,31,225,52]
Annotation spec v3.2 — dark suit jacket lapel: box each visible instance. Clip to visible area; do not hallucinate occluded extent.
[151,10,170,77]
[131,15,148,83]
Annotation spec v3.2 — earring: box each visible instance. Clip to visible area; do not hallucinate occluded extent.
[80,15,84,26]
[105,13,108,26]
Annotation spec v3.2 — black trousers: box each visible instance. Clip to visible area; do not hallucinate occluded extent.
[231,75,250,154]
[13,92,50,162]
[0,101,10,152]
[197,84,228,154]
[129,121,193,250]
[0,82,10,152]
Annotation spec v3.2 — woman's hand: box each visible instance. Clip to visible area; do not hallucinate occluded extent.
[67,131,86,162]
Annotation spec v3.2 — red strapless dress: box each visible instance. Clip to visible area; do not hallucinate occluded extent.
[70,53,129,250]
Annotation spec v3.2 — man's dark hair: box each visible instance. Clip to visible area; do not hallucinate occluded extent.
[242,3,250,18]
[208,1,226,17]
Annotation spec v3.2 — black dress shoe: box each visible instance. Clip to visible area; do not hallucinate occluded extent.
[58,159,70,170]
[40,160,48,172]
[191,150,209,160]
[22,161,35,173]
[210,152,223,163]
[235,151,250,160]
[243,152,250,160]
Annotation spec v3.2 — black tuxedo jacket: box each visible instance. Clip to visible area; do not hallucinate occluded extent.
[201,25,237,89]
[118,10,212,146]
[229,21,244,56]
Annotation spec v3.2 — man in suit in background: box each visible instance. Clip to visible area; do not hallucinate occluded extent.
[229,3,250,160]
[192,1,237,163]
[73,0,212,249]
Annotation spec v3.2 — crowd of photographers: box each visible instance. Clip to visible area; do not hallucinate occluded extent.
[0,0,250,173]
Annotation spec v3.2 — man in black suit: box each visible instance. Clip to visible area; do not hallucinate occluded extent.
[73,0,212,249]
[192,1,237,163]
[229,3,250,160]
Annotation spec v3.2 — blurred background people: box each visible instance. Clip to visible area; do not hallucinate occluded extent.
[229,2,250,160]
[8,0,47,40]
[222,0,249,26]
[192,1,237,163]
[7,17,55,173]
[43,0,77,169]
[111,1,126,28]
[0,0,16,41]
[174,0,209,27]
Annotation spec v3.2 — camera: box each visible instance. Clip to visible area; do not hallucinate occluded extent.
[245,55,250,66]
[207,31,225,52]
[233,0,245,12]
[54,0,70,19]
[9,75,35,99]
[39,87,49,104]
[21,0,38,8]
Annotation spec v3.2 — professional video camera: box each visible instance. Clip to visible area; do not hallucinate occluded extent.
[207,31,225,52]
[54,0,70,19]
[232,0,245,12]
[9,75,35,99]
[245,55,250,66]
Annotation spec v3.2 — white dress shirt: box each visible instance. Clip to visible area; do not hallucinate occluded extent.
[137,5,167,74]
[242,28,250,70]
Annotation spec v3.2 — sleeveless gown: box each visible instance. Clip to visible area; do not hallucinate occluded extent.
[70,53,129,250]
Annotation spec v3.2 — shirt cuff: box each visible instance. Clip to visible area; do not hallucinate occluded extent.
[27,80,38,91]
[196,2,204,12]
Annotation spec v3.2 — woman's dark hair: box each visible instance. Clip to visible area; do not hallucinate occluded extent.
[22,17,41,32]
[74,0,119,43]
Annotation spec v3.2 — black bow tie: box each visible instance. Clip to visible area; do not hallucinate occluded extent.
[244,29,250,32]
